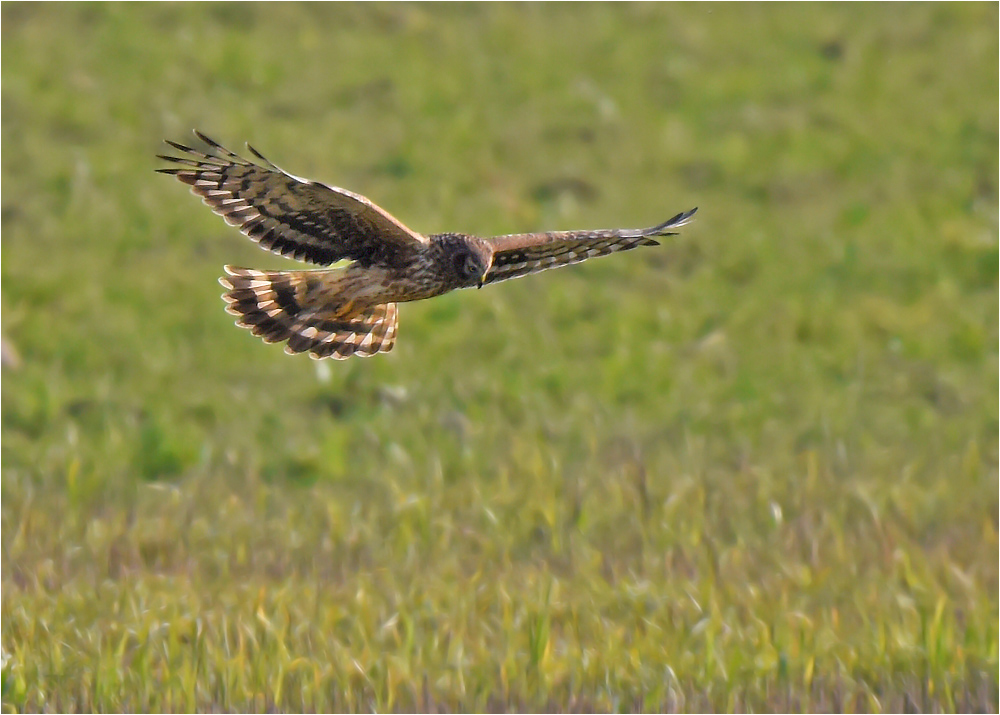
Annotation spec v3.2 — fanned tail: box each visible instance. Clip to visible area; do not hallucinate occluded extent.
[219,266,397,360]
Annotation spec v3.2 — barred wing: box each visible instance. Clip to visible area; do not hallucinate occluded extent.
[157,131,428,268]
[482,208,697,285]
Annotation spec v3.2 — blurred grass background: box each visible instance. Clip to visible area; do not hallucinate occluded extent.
[1,3,997,712]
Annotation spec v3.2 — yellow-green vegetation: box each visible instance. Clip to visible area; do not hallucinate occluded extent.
[2,3,997,712]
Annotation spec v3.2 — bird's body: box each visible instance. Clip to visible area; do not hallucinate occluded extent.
[157,131,696,359]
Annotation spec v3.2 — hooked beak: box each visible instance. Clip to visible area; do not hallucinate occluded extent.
[478,255,494,289]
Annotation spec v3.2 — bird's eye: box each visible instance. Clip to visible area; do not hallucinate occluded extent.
[455,252,479,279]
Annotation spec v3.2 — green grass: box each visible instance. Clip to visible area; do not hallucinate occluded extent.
[2,3,997,712]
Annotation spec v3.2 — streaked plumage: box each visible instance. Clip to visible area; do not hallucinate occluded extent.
[157,131,696,359]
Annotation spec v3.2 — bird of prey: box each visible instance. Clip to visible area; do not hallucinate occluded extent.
[157,131,696,360]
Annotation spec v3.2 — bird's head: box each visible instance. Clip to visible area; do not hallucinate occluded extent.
[437,235,493,289]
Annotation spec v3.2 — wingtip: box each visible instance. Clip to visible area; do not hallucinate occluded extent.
[193,129,215,146]
[164,139,194,152]
[246,142,279,170]
[667,206,698,226]
[646,207,698,236]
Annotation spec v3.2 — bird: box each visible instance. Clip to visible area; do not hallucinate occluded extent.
[157,131,697,360]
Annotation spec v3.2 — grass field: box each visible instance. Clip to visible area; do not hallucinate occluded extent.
[2,3,997,712]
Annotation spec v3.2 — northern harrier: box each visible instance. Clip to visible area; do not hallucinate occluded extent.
[157,131,696,360]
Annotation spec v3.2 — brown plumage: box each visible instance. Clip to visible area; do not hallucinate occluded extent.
[157,131,696,359]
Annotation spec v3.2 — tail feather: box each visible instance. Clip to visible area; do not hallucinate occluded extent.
[220,266,397,359]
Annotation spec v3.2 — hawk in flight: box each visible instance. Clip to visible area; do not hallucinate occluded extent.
[158,131,696,360]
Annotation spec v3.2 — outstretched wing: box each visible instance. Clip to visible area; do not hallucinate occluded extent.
[481,208,697,285]
[157,131,428,268]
